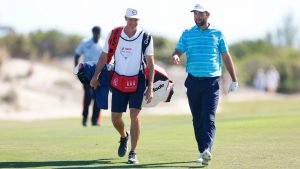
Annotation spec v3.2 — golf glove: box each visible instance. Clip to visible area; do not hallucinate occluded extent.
[228,82,238,92]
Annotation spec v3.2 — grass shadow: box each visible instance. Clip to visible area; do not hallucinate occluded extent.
[55,160,205,168]
[0,158,115,168]
[0,160,205,168]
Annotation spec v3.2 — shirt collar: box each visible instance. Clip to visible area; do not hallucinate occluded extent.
[121,27,142,40]
[193,23,211,31]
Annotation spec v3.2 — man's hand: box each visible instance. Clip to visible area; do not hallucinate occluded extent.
[89,52,108,90]
[172,54,180,64]
[228,82,238,93]
[90,76,100,90]
[145,87,153,104]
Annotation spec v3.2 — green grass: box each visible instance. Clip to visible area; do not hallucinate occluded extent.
[1,100,300,169]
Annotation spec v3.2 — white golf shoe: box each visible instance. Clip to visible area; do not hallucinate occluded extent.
[196,154,204,163]
[201,149,212,166]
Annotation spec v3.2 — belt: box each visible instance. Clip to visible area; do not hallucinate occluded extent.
[188,73,218,80]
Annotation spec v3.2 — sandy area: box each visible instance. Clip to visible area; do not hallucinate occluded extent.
[0,58,298,121]
[0,58,82,121]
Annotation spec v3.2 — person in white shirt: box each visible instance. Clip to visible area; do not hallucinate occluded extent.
[74,26,103,126]
[266,66,280,93]
[90,8,154,164]
[253,68,266,92]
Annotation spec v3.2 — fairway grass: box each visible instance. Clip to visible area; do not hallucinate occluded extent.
[0,100,300,169]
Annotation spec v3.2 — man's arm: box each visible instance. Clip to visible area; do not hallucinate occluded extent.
[221,51,239,92]
[74,54,80,67]
[145,55,154,103]
[74,40,83,66]
[221,52,237,82]
[171,49,183,64]
[90,52,108,89]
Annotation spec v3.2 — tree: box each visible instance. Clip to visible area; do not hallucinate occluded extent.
[274,13,298,48]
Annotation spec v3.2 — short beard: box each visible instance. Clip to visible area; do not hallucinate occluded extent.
[195,20,206,27]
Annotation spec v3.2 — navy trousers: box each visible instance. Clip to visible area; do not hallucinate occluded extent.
[82,84,100,124]
[185,74,220,153]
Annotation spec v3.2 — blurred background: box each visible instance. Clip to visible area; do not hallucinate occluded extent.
[1,0,300,120]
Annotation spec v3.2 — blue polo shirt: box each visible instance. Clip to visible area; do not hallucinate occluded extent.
[176,25,228,77]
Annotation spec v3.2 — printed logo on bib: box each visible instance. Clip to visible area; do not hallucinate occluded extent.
[120,47,132,59]
[112,77,119,86]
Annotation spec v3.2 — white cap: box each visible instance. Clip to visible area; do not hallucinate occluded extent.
[191,4,208,12]
[125,8,140,19]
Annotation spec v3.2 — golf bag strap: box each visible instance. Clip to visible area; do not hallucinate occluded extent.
[141,31,151,71]
[107,26,124,64]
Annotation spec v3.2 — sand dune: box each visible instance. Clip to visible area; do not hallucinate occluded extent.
[0,58,82,120]
[1,58,297,121]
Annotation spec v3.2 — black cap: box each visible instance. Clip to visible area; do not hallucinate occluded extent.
[92,26,101,34]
